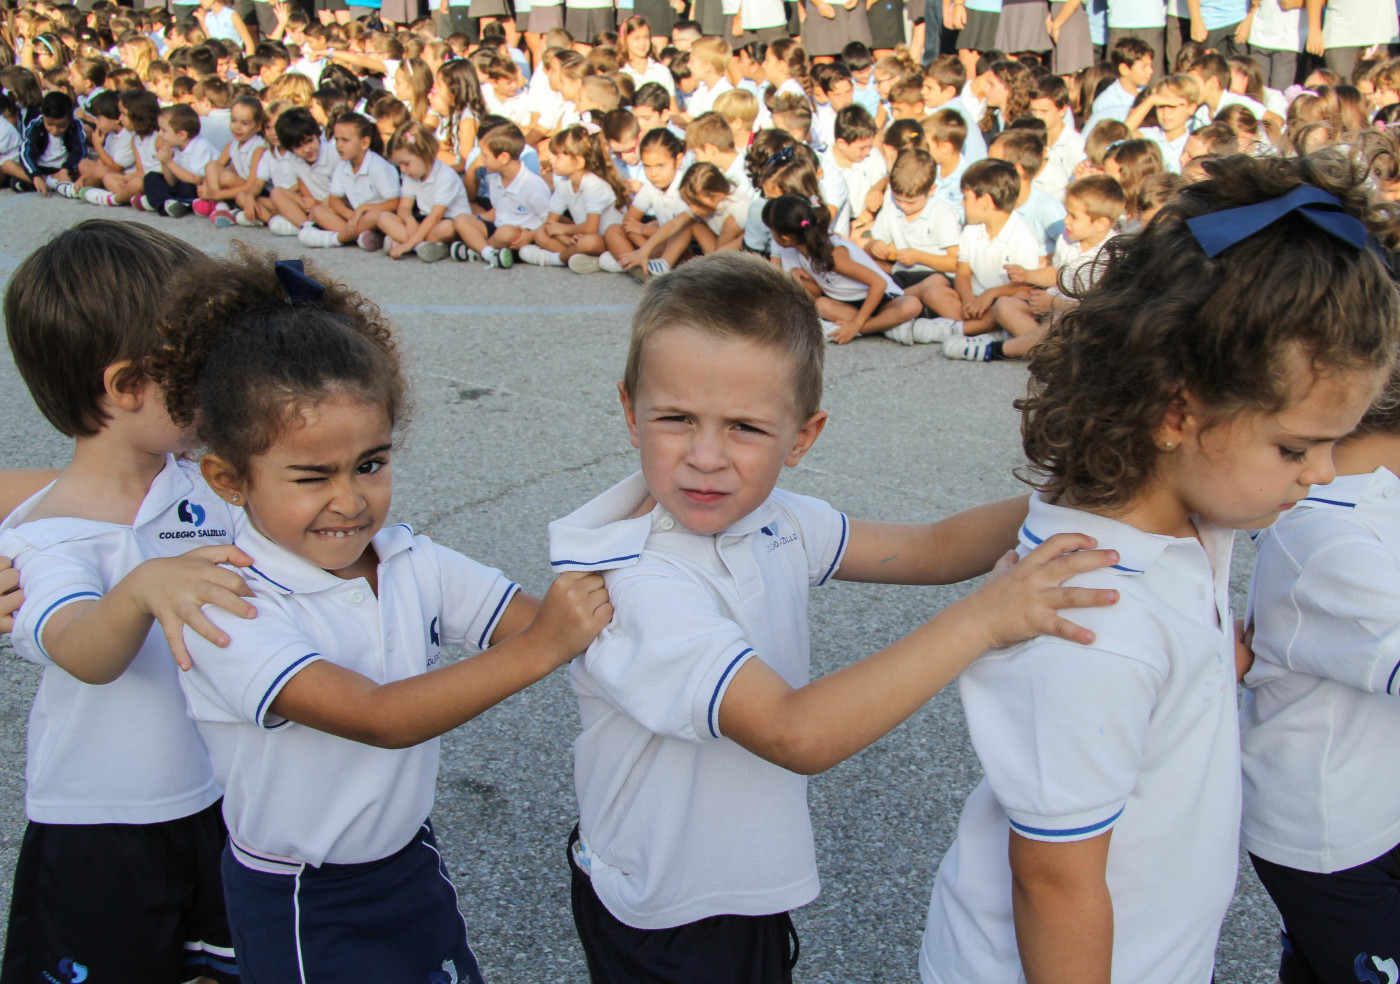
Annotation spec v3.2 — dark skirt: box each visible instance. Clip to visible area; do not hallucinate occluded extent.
[632,0,678,36]
[525,2,563,31]
[994,0,1051,52]
[380,0,421,22]
[470,0,512,16]
[866,0,907,47]
[564,4,616,39]
[801,0,872,55]
[1049,0,1092,72]
[694,0,727,34]
[957,6,1000,51]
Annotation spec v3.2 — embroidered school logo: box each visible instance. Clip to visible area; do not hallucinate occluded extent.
[43,959,87,983]
[178,499,207,528]
[430,617,440,647]
[761,520,799,553]
[428,958,459,984]
[1355,953,1399,984]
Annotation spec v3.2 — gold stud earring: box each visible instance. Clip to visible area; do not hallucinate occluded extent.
[1162,441,1176,451]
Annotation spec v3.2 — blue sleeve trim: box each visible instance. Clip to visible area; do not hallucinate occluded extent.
[33,591,104,662]
[818,514,848,586]
[1388,659,1400,696]
[707,648,753,738]
[551,554,639,568]
[255,652,321,726]
[1022,523,1142,573]
[477,582,520,650]
[1009,806,1124,839]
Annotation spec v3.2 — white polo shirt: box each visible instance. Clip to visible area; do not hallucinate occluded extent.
[685,77,733,119]
[870,195,962,272]
[0,456,233,825]
[403,158,471,218]
[776,234,901,303]
[259,146,294,188]
[133,131,161,174]
[228,133,265,179]
[620,58,675,99]
[0,118,19,165]
[1048,232,1113,298]
[328,149,401,208]
[549,471,849,930]
[179,520,518,868]
[1190,91,1268,130]
[920,494,1241,984]
[632,170,686,223]
[550,171,623,232]
[173,135,218,178]
[1242,468,1400,874]
[296,138,339,199]
[103,128,136,170]
[958,211,1042,295]
[819,148,887,223]
[1034,125,1085,202]
[486,166,552,229]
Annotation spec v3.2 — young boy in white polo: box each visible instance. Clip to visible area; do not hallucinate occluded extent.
[0,220,250,984]
[548,252,1119,984]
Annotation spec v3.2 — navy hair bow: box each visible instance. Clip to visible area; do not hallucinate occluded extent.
[274,259,325,302]
[1185,184,1368,258]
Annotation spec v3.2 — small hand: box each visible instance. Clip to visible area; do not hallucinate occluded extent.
[1072,159,1100,178]
[1235,618,1255,682]
[830,321,861,344]
[865,187,884,213]
[510,229,534,249]
[958,533,1120,649]
[1306,30,1325,56]
[389,241,408,258]
[816,1,837,16]
[34,179,50,197]
[1190,16,1208,41]
[527,571,613,664]
[869,240,892,260]
[1005,263,1027,284]
[0,557,22,635]
[1234,12,1253,43]
[1046,13,1060,41]
[965,294,992,319]
[1028,289,1053,314]
[135,545,258,671]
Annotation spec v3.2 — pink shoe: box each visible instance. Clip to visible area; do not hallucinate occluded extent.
[356,229,385,251]
[130,194,149,211]
[192,199,217,217]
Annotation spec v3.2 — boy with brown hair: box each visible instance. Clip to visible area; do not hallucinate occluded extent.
[552,251,1118,984]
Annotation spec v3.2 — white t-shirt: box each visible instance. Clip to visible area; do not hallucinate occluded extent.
[869,195,962,272]
[296,138,339,199]
[686,77,734,120]
[0,457,233,825]
[549,472,849,930]
[620,59,676,99]
[1048,232,1112,297]
[174,136,218,178]
[259,146,295,188]
[1242,468,1400,874]
[485,166,552,229]
[36,133,67,170]
[957,211,1042,294]
[698,192,748,236]
[403,158,471,218]
[133,131,161,174]
[819,148,886,223]
[227,133,266,179]
[549,171,624,232]
[0,117,19,164]
[777,234,901,303]
[328,149,401,208]
[1139,125,1190,174]
[632,170,687,224]
[103,128,136,170]
[1034,125,1085,202]
[200,108,232,157]
[1191,90,1268,130]
[180,520,518,868]
[920,494,1241,984]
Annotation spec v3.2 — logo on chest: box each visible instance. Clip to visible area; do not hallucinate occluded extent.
[426,616,441,667]
[760,520,799,553]
[158,499,229,540]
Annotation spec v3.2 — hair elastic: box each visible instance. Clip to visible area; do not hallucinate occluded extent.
[799,218,810,227]
[762,145,795,170]
[274,259,325,302]
[1185,184,1367,257]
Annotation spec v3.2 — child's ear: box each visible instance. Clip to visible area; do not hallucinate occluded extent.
[785,409,828,467]
[101,361,147,412]
[200,453,247,505]
[618,381,641,450]
[1153,389,1193,450]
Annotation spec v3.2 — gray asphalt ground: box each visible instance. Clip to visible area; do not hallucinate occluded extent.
[0,191,1280,982]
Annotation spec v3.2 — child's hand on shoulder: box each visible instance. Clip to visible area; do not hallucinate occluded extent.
[523,571,613,666]
[126,545,258,670]
[0,556,21,636]
[952,533,1120,650]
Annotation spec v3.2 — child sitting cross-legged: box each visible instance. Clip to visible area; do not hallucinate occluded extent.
[373,121,473,263]
[959,175,1125,362]
[907,159,1042,359]
[264,107,338,236]
[142,104,219,218]
[451,120,552,269]
[192,95,267,228]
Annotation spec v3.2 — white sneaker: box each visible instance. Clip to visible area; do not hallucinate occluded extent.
[910,317,963,344]
[819,318,842,340]
[298,225,342,247]
[598,252,624,273]
[415,241,450,263]
[56,182,79,199]
[486,246,513,269]
[885,321,914,345]
[233,209,259,227]
[518,244,564,266]
[568,253,602,274]
[451,242,479,262]
[268,215,299,236]
[357,230,385,251]
[646,258,671,276]
[82,188,116,206]
[942,334,996,361]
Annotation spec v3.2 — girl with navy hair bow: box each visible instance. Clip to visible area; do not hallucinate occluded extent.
[918,149,1400,984]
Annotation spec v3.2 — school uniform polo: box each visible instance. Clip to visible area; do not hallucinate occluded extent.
[869,194,962,272]
[549,471,849,930]
[179,519,518,868]
[295,138,338,199]
[486,166,552,229]
[200,109,233,158]
[133,131,160,173]
[258,146,295,189]
[620,59,676,99]
[632,170,686,223]
[226,134,265,179]
[698,192,749,237]
[777,234,901,302]
[920,493,1241,984]
[1084,79,1139,134]
[404,158,471,219]
[932,155,968,217]
[1243,468,1400,874]
[958,211,1041,295]
[1139,125,1190,173]
[328,149,400,209]
[0,118,19,166]
[550,171,624,232]
[1015,186,1067,257]
[686,77,733,119]
[819,148,887,223]
[1048,232,1112,297]
[1034,125,1084,201]
[104,127,136,170]
[1190,90,1268,130]
[174,135,218,178]
[0,456,234,825]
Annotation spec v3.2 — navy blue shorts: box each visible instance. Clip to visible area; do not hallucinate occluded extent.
[568,826,799,984]
[0,799,236,984]
[1251,847,1400,984]
[222,820,484,984]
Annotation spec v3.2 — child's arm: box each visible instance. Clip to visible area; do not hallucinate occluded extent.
[1007,262,1058,288]
[546,212,602,237]
[397,203,448,255]
[837,494,1029,585]
[163,151,204,186]
[265,572,610,748]
[966,283,1028,319]
[34,544,257,683]
[898,245,958,273]
[1009,831,1114,984]
[717,532,1119,775]
[954,260,975,306]
[0,558,19,635]
[618,212,695,267]
[828,245,893,335]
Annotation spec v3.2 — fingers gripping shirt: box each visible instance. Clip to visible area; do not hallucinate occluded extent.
[549,472,849,930]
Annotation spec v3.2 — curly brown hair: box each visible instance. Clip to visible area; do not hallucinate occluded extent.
[1019,150,1400,510]
[149,243,408,479]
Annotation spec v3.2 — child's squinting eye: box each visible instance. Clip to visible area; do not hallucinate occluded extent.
[1278,446,1307,463]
